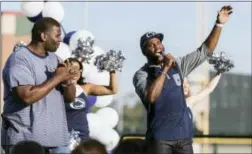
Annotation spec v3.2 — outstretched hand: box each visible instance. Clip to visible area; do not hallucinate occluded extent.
[217,5,233,24]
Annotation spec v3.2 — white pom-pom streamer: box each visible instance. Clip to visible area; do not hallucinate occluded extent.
[71,38,94,63]
[69,130,81,151]
[208,52,234,73]
[69,30,95,52]
[94,50,126,72]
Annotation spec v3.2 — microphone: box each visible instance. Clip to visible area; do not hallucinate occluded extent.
[161,49,176,67]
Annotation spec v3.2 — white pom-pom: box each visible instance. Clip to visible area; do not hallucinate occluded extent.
[71,38,94,63]
[21,0,44,17]
[96,107,119,128]
[94,50,126,72]
[69,130,81,151]
[208,51,234,73]
[42,2,65,23]
[69,30,95,52]
[95,95,114,108]
[55,42,71,61]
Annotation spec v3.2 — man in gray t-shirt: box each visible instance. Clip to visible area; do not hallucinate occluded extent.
[1,17,79,153]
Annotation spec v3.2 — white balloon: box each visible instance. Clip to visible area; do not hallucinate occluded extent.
[94,128,120,151]
[96,107,119,128]
[69,30,95,52]
[81,46,104,79]
[82,63,91,78]
[95,95,114,108]
[87,113,103,138]
[42,2,65,23]
[84,64,110,85]
[21,1,44,17]
[89,46,105,64]
[55,42,71,61]
[93,46,105,55]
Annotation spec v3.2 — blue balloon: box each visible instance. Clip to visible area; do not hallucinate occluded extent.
[63,31,76,45]
[87,95,97,110]
[27,12,43,23]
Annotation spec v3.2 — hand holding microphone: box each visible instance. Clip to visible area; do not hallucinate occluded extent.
[163,53,175,68]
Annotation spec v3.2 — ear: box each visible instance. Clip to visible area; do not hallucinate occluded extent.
[40,32,47,42]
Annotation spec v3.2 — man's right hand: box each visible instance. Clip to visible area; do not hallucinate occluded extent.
[163,53,175,68]
[55,63,79,83]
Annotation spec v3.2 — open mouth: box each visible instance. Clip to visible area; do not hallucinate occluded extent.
[155,50,163,56]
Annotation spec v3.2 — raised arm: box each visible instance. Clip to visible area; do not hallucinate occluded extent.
[82,71,118,96]
[176,6,233,77]
[186,73,221,106]
[205,5,232,53]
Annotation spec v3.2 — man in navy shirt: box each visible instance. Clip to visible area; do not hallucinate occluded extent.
[133,5,232,154]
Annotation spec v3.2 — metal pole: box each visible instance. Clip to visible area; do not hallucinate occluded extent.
[195,2,210,153]
[84,1,89,30]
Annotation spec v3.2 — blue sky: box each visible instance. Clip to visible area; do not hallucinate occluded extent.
[1,2,251,96]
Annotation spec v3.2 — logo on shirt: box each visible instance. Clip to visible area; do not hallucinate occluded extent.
[70,98,87,110]
[172,73,182,86]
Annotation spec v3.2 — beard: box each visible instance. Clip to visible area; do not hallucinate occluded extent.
[147,53,164,65]
[45,43,58,52]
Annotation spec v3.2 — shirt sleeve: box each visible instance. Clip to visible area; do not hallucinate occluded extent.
[133,70,148,101]
[175,43,211,78]
[8,64,35,88]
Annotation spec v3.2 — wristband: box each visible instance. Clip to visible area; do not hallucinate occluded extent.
[216,23,224,28]
[160,71,167,76]
[62,80,74,87]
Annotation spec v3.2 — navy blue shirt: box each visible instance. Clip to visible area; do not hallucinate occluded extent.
[65,91,90,140]
[145,65,193,140]
[133,44,210,141]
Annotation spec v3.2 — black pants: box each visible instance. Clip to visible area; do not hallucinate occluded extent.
[147,138,194,154]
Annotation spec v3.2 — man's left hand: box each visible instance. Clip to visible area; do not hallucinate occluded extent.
[217,5,233,24]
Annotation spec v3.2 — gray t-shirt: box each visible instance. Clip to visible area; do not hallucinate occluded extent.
[1,46,69,147]
[133,43,211,104]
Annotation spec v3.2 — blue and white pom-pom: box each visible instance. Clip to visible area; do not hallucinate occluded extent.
[69,129,81,151]
[208,52,234,73]
[94,50,126,72]
[13,41,26,52]
[72,37,94,63]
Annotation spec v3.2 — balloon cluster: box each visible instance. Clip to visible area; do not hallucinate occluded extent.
[21,1,65,23]
[208,52,234,73]
[94,50,126,72]
[87,108,120,151]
